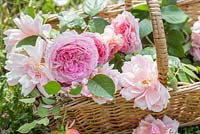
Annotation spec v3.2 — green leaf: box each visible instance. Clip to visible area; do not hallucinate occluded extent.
[183,64,197,71]
[183,42,192,53]
[168,69,178,89]
[139,19,152,39]
[88,74,115,99]
[83,0,108,16]
[166,30,185,57]
[54,115,62,120]
[181,58,192,64]
[24,6,35,18]
[38,104,49,117]
[19,98,36,103]
[168,56,181,68]
[44,81,61,95]
[16,36,38,48]
[139,47,156,59]
[132,4,149,20]
[42,97,55,105]
[161,5,188,24]
[30,89,41,97]
[17,121,36,133]
[178,70,192,83]
[89,17,109,34]
[58,11,86,32]
[69,85,82,95]
[181,66,200,80]
[51,105,60,115]
[161,0,177,7]
[109,53,124,72]
[36,117,49,126]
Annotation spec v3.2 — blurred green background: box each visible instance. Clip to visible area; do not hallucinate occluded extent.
[0,0,200,133]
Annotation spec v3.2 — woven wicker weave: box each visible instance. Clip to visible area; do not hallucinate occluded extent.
[47,0,200,133]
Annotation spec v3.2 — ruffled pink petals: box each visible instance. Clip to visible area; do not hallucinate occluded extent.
[133,115,179,134]
[111,11,142,54]
[46,31,99,84]
[119,55,170,112]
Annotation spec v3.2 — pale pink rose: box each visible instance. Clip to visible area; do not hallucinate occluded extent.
[46,31,98,84]
[5,37,54,97]
[102,25,123,59]
[190,17,200,61]
[3,13,51,53]
[191,16,200,45]
[133,115,179,134]
[111,11,142,54]
[119,55,170,112]
[82,32,109,64]
[63,63,120,104]
[190,45,200,61]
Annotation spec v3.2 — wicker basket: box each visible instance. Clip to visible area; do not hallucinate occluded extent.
[47,0,200,133]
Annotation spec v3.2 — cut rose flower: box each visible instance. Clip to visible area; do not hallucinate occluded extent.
[102,25,123,59]
[46,31,99,84]
[119,55,170,112]
[190,16,200,61]
[82,32,109,64]
[111,11,142,54]
[5,37,54,97]
[133,114,179,134]
[3,13,51,53]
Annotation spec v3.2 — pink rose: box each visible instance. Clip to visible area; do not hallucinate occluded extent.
[102,25,123,59]
[46,31,98,84]
[119,55,170,112]
[82,32,109,64]
[190,17,200,61]
[190,45,200,61]
[191,16,200,45]
[133,115,179,134]
[3,13,51,53]
[5,37,54,97]
[111,11,142,54]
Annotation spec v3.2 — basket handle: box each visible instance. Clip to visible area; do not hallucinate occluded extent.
[124,0,168,86]
[146,0,168,86]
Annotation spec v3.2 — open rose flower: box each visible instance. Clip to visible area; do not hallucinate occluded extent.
[46,31,98,84]
[119,55,170,112]
[102,25,123,59]
[5,37,54,97]
[190,16,200,61]
[3,13,51,53]
[133,115,179,134]
[111,11,142,54]
[82,32,109,64]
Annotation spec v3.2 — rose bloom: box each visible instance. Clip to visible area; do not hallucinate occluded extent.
[46,31,98,84]
[119,55,170,112]
[82,32,109,64]
[191,16,200,45]
[102,25,123,59]
[133,115,179,134]
[5,37,54,97]
[190,17,200,61]
[3,13,51,53]
[111,11,142,54]
[190,45,200,61]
